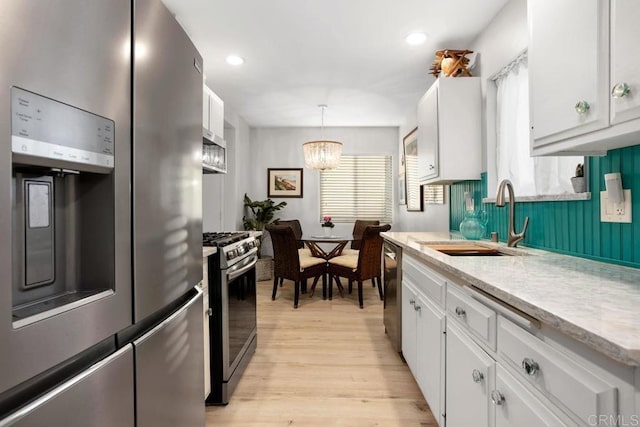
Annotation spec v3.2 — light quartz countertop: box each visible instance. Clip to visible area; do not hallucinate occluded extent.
[203,247,217,258]
[382,231,640,366]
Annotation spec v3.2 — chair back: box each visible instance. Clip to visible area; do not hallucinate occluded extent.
[357,224,391,280]
[275,219,304,249]
[350,220,380,249]
[265,224,301,280]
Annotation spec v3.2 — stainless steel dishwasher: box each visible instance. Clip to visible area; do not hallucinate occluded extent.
[383,240,402,353]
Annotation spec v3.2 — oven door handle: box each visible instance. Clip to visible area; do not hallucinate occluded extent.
[227,254,258,281]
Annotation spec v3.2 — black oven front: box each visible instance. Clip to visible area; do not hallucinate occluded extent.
[206,238,258,405]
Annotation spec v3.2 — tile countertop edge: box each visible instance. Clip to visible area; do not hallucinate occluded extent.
[382,231,640,367]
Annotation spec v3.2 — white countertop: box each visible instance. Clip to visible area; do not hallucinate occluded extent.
[382,231,640,366]
[203,247,217,258]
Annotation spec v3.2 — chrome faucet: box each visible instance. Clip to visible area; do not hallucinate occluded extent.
[495,179,529,247]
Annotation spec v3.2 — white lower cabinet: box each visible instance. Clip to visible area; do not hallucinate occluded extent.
[398,253,638,427]
[494,365,574,427]
[402,281,418,376]
[402,255,446,426]
[445,321,494,427]
[415,292,445,424]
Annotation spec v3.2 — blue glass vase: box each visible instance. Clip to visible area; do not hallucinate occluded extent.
[459,209,488,240]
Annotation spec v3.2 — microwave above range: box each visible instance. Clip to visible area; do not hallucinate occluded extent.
[203,128,226,174]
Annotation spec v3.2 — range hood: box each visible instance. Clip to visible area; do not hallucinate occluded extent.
[203,128,226,174]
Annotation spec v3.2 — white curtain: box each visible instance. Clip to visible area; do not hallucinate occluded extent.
[495,54,581,197]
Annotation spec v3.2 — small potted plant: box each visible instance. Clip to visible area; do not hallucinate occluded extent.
[321,215,335,236]
[242,194,287,280]
[570,163,586,193]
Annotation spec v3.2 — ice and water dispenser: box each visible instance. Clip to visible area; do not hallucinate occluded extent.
[11,87,117,325]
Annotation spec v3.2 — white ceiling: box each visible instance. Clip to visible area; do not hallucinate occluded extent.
[162,0,508,127]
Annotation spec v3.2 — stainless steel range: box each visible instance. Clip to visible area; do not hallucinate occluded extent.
[203,232,258,405]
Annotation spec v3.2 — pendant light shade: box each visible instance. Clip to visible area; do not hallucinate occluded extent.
[303,140,343,170]
[303,105,343,170]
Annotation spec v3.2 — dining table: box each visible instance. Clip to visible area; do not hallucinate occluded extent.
[299,234,354,300]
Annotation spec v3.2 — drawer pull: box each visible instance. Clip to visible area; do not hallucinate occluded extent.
[414,304,421,312]
[471,369,484,383]
[574,100,590,114]
[490,390,505,405]
[612,82,630,98]
[455,306,466,318]
[409,298,415,305]
[522,357,539,376]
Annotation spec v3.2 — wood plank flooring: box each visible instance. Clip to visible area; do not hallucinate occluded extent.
[206,279,437,426]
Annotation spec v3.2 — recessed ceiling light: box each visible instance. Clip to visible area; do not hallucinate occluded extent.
[226,55,245,66]
[405,32,427,46]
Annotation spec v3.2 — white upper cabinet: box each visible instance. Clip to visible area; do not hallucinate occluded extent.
[529,0,609,147]
[610,0,640,125]
[417,77,481,185]
[417,84,439,182]
[203,84,224,139]
[529,0,640,155]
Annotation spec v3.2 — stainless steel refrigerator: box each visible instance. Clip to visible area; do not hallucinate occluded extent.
[0,1,204,425]
[126,0,205,424]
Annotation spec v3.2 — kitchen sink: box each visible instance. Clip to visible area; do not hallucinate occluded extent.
[420,242,524,257]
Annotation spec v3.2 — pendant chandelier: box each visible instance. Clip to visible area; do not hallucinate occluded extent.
[303,104,343,170]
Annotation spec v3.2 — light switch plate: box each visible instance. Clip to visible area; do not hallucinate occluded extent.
[600,190,632,223]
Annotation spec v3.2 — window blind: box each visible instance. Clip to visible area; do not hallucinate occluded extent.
[320,155,392,223]
[424,185,444,204]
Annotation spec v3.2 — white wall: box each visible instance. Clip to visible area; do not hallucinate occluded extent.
[202,103,252,232]
[248,127,398,254]
[468,0,528,188]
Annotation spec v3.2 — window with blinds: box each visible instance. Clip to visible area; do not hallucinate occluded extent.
[320,155,392,223]
[424,185,445,204]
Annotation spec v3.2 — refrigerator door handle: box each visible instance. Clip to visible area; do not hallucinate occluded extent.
[226,255,258,282]
[133,288,203,346]
[0,345,134,427]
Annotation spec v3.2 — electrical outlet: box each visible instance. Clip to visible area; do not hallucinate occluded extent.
[600,190,632,223]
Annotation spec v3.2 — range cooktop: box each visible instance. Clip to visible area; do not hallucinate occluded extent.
[202,232,250,247]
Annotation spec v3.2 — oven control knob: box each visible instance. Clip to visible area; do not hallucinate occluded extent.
[227,249,237,260]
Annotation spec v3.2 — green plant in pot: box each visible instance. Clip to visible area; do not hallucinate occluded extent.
[242,194,287,281]
[570,163,586,193]
[242,194,287,232]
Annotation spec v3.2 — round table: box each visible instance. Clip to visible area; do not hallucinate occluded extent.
[299,234,354,299]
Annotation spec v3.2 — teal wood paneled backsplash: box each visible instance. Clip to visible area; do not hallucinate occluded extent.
[449,145,640,268]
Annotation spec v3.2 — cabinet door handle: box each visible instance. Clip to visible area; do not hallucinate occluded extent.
[491,390,505,405]
[409,298,415,305]
[206,308,213,316]
[454,306,466,317]
[574,100,590,114]
[471,369,484,383]
[428,164,435,170]
[612,82,631,98]
[414,305,421,312]
[522,357,540,376]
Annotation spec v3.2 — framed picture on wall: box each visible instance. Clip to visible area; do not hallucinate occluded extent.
[267,168,303,198]
[398,173,406,205]
[403,127,423,211]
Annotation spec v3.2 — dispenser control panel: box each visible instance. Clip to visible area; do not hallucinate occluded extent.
[11,87,115,168]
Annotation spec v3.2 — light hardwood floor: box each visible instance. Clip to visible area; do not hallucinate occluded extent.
[206,279,437,426]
